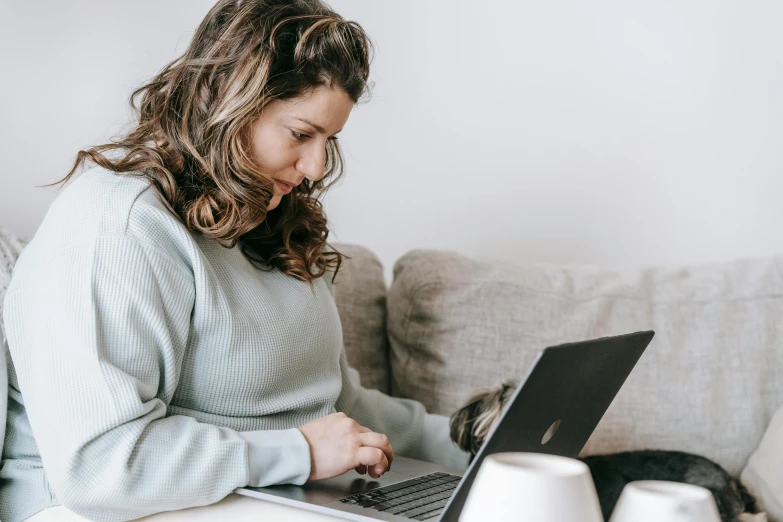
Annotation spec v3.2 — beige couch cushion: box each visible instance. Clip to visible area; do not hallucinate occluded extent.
[1,227,27,469]
[742,404,783,521]
[387,248,783,475]
[330,243,390,394]
[0,227,26,344]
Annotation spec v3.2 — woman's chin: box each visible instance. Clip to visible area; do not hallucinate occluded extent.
[267,196,282,211]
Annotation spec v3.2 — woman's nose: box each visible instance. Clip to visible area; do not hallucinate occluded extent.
[297,142,327,182]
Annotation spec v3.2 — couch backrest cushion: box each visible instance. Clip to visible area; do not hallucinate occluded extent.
[387,248,783,475]
[330,243,390,394]
[0,228,26,345]
[1,227,27,462]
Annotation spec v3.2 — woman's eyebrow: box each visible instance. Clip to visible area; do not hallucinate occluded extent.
[292,116,342,135]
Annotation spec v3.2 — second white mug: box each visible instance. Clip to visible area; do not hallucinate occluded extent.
[608,480,722,522]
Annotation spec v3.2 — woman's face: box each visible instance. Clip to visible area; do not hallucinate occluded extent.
[246,85,354,211]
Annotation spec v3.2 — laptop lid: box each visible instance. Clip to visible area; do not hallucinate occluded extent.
[438,330,655,521]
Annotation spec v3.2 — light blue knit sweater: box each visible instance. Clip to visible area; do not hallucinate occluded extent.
[0,166,469,522]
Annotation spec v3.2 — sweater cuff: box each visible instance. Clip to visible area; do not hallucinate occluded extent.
[239,428,312,487]
[418,413,472,473]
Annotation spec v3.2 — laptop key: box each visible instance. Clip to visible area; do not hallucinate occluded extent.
[387,491,453,515]
[372,483,453,506]
[399,497,451,518]
[337,472,461,517]
[373,484,456,512]
[413,507,444,521]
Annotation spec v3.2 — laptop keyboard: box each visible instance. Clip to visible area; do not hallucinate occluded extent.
[338,471,461,520]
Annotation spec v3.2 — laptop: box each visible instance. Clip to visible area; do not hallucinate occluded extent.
[235,330,655,521]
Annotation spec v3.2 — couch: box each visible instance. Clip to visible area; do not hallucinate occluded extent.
[332,243,783,520]
[2,228,782,520]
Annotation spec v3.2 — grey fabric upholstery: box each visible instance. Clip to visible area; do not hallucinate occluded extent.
[330,243,390,394]
[0,227,27,469]
[386,248,783,475]
[0,228,26,345]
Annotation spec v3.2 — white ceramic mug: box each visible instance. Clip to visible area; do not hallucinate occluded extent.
[459,452,603,522]
[608,480,722,522]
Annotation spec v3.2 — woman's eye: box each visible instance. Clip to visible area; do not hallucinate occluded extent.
[291,130,338,142]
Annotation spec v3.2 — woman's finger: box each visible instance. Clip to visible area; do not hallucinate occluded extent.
[358,431,394,468]
[356,446,389,478]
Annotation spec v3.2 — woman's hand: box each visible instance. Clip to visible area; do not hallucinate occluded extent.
[297,412,394,480]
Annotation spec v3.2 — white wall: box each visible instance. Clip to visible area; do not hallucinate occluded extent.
[2,0,782,285]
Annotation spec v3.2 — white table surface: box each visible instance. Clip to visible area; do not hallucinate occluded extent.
[27,493,345,521]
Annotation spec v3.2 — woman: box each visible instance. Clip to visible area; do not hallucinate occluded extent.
[0,1,470,521]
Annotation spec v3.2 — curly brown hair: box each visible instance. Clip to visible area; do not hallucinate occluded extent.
[52,0,373,287]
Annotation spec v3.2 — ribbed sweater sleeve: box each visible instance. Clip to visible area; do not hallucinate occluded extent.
[3,234,309,521]
[334,353,470,473]
[325,279,471,474]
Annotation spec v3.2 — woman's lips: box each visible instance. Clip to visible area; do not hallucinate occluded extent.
[274,180,294,193]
